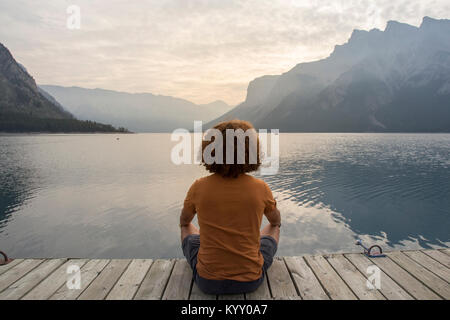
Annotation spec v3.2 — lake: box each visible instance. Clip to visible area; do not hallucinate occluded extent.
[0,133,449,259]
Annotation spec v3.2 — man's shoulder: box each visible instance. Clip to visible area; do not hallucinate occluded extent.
[245,175,270,189]
[194,174,269,187]
[193,174,216,186]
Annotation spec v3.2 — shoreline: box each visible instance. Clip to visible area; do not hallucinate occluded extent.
[2,131,450,135]
[0,131,135,135]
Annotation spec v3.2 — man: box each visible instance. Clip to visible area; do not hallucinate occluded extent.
[180,119,281,295]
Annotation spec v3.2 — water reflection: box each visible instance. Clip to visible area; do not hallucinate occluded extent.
[0,139,39,231]
[261,134,450,255]
[0,133,449,258]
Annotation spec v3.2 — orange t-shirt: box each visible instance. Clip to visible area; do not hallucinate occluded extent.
[183,173,276,282]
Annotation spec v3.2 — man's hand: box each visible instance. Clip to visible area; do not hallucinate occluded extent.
[180,222,200,243]
[265,206,281,228]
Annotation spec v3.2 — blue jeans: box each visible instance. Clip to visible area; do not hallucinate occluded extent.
[182,234,277,295]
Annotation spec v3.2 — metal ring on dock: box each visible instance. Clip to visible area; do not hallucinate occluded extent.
[0,251,13,265]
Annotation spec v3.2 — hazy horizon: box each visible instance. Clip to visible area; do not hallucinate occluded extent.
[1,0,450,105]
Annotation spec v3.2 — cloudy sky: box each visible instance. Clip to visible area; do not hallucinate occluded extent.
[1,0,449,105]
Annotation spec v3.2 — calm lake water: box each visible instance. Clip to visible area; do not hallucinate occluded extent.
[0,133,449,258]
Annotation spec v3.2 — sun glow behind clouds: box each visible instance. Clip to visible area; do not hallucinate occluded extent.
[0,0,449,105]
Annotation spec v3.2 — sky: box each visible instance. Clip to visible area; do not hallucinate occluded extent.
[1,0,449,105]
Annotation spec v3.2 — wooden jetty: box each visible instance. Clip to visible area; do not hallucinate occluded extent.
[0,249,449,300]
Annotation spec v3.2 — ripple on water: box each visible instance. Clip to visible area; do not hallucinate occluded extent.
[1,133,450,257]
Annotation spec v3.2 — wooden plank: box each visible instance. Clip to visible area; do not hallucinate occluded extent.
[386,251,450,299]
[0,259,24,276]
[422,250,450,268]
[0,259,44,293]
[50,259,110,300]
[78,259,131,300]
[218,293,244,300]
[190,282,216,300]
[266,258,298,299]
[304,255,356,300]
[284,256,328,300]
[106,259,153,300]
[404,251,450,282]
[0,259,66,300]
[345,253,413,300]
[326,254,385,300]
[134,259,175,300]
[272,296,301,300]
[2,250,446,300]
[245,275,271,300]
[162,259,192,300]
[22,259,87,300]
[369,254,441,300]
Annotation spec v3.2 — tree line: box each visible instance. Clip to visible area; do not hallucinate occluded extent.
[0,112,130,133]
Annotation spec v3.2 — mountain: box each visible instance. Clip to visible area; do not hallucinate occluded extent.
[0,43,128,133]
[40,85,232,132]
[210,17,450,132]
[0,43,73,120]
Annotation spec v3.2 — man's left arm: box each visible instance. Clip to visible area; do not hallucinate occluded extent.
[179,206,196,227]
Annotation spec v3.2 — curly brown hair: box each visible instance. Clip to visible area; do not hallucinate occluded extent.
[201,119,261,178]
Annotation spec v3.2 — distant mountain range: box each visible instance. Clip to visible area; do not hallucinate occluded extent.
[40,85,232,132]
[0,43,127,133]
[210,17,450,132]
[3,16,449,133]
[1,42,231,133]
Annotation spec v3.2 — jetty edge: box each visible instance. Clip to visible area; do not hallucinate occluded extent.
[0,249,449,300]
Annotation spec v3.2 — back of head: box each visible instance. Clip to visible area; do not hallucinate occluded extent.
[201,119,261,178]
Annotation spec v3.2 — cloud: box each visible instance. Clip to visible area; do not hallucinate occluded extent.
[1,0,449,105]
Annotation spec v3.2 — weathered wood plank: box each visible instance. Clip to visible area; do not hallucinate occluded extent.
[272,296,301,300]
[0,259,24,276]
[304,255,356,300]
[245,275,271,300]
[369,254,441,300]
[284,256,328,300]
[0,259,44,293]
[0,259,66,300]
[190,281,217,300]
[78,259,131,300]
[106,259,153,300]
[345,253,413,300]
[3,250,447,300]
[326,254,385,300]
[422,250,450,268]
[22,259,87,300]
[386,251,450,299]
[134,259,175,300]
[218,293,245,300]
[404,251,450,282]
[266,258,298,299]
[162,259,192,300]
[50,259,110,300]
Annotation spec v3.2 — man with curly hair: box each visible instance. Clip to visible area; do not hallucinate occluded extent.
[180,119,281,295]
